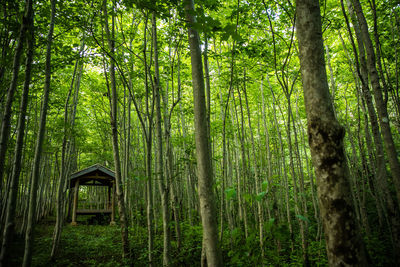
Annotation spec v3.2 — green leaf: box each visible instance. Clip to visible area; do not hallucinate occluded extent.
[231,32,243,42]
[255,191,266,201]
[264,218,276,235]
[262,180,268,191]
[231,227,241,240]
[225,187,237,201]
[243,193,252,204]
[295,214,310,223]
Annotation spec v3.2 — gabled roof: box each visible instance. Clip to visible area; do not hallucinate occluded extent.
[69,164,115,188]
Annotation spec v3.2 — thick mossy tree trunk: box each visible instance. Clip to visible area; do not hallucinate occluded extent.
[296,0,369,265]
[184,0,222,266]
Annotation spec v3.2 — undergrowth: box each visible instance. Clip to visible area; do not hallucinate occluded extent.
[7,216,392,266]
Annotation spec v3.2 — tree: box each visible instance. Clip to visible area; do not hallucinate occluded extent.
[184,0,222,265]
[152,11,171,267]
[51,37,85,259]
[295,0,369,265]
[22,0,55,265]
[0,0,34,265]
[102,0,130,259]
[0,0,32,202]
[352,0,400,212]
[1,0,399,265]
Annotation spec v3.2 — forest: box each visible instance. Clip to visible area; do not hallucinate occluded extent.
[0,0,400,266]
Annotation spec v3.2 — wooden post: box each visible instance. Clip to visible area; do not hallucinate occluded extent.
[71,178,80,226]
[110,181,116,225]
[108,185,111,209]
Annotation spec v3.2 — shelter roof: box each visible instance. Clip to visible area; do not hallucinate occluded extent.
[69,164,115,188]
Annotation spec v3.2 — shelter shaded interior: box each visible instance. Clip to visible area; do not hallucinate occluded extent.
[68,164,116,225]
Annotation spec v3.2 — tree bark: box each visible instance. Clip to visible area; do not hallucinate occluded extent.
[22,0,55,265]
[184,0,222,265]
[51,39,84,259]
[0,0,32,197]
[0,1,34,264]
[269,86,293,237]
[339,3,386,228]
[296,0,369,265]
[103,0,130,259]
[242,73,265,258]
[152,11,171,267]
[143,17,154,267]
[347,0,400,262]
[352,0,400,210]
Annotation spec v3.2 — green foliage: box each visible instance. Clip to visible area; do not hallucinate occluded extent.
[3,0,399,266]
[263,219,291,245]
[364,231,394,266]
[225,187,237,201]
[307,240,328,266]
[9,224,127,266]
[262,180,269,191]
[223,227,262,266]
[243,193,253,205]
[173,223,203,265]
[8,217,393,266]
[295,214,310,223]
[255,191,266,201]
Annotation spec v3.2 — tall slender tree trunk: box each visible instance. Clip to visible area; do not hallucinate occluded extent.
[152,11,171,267]
[325,45,337,115]
[343,0,387,215]
[231,88,249,239]
[339,6,386,229]
[22,1,55,266]
[352,0,400,210]
[0,2,34,264]
[184,0,222,265]
[296,0,369,265]
[166,43,182,250]
[347,0,400,262]
[51,40,84,259]
[242,73,265,259]
[270,87,293,237]
[260,75,273,213]
[144,22,154,267]
[296,98,320,237]
[0,0,32,196]
[103,0,130,259]
[229,103,248,237]
[289,100,309,264]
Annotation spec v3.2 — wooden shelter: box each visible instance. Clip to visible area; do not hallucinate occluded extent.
[69,164,116,225]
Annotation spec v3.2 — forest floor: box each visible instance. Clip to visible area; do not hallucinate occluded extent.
[8,214,394,267]
[9,218,131,266]
[8,215,331,266]
[9,215,204,266]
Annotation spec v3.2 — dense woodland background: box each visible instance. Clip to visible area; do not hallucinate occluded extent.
[0,0,400,266]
